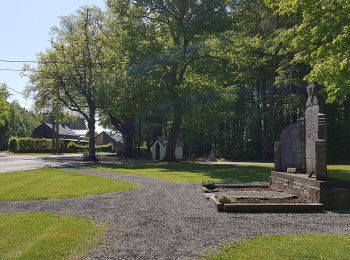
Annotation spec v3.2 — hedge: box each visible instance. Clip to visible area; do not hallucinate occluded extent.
[8,137,112,153]
[8,137,52,153]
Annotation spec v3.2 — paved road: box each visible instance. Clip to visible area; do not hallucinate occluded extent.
[0,153,83,173]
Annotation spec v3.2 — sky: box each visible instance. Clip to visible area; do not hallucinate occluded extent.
[0,0,106,110]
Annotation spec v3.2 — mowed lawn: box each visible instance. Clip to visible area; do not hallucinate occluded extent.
[0,212,103,260]
[88,162,350,184]
[0,168,135,201]
[88,162,273,183]
[328,165,350,182]
[205,234,350,260]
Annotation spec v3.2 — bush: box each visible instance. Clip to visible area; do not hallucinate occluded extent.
[8,137,52,153]
[218,195,237,204]
[96,144,112,153]
[8,137,18,153]
[201,179,216,190]
[66,142,88,153]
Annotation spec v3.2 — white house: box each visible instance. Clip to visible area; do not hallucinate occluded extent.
[151,137,184,160]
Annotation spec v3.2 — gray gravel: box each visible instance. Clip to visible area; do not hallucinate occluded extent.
[1,168,350,260]
[216,190,297,199]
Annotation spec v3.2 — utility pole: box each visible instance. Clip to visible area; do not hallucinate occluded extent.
[51,114,56,154]
[55,121,60,154]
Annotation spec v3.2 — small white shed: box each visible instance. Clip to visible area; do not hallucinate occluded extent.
[151,137,184,160]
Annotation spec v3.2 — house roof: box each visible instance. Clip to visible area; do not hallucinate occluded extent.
[152,137,184,147]
[73,129,89,137]
[97,131,124,143]
[44,123,79,137]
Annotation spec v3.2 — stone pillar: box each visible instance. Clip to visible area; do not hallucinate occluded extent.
[315,140,327,181]
[305,104,319,175]
[274,141,281,172]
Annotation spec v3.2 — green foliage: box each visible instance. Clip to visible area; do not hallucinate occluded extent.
[7,101,39,138]
[0,84,10,127]
[9,137,52,153]
[0,212,103,260]
[28,6,105,160]
[96,144,113,153]
[266,0,350,102]
[201,179,216,190]
[66,141,87,153]
[205,234,350,259]
[217,195,237,204]
[8,137,17,153]
[0,168,136,201]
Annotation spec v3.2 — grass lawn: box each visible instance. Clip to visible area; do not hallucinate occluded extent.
[0,212,103,260]
[0,168,135,201]
[87,162,350,184]
[88,162,272,183]
[205,234,350,260]
[328,165,350,182]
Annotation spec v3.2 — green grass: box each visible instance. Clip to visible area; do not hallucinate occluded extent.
[87,162,350,184]
[204,234,350,260]
[88,162,272,183]
[328,165,350,182]
[0,212,103,260]
[0,168,136,201]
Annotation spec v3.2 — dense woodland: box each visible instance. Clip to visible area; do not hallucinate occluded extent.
[1,0,350,162]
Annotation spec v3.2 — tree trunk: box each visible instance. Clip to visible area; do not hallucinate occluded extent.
[164,111,182,162]
[120,119,136,158]
[86,117,97,161]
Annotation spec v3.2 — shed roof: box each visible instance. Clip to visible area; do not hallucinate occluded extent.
[152,137,184,147]
[44,123,79,137]
[96,131,123,143]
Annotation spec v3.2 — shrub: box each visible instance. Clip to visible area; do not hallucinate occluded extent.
[9,137,52,153]
[66,142,88,153]
[8,137,18,153]
[218,195,237,204]
[96,144,112,153]
[201,179,216,190]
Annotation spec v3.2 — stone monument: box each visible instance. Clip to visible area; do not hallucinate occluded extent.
[208,150,217,162]
[271,84,350,209]
[305,84,327,180]
[274,83,327,180]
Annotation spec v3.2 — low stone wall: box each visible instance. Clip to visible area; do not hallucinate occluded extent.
[271,172,321,203]
[271,171,350,209]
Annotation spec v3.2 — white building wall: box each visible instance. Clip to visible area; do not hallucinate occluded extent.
[151,141,183,160]
[175,146,183,160]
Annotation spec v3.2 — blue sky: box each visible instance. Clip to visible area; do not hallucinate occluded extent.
[0,0,106,110]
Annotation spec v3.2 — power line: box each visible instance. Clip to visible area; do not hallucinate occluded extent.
[0,59,38,63]
[4,85,35,101]
[0,68,23,72]
[7,96,33,108]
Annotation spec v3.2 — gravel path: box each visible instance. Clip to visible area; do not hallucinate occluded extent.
[1,168,350,259]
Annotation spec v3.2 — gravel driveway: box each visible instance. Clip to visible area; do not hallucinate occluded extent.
[1,168,350,259]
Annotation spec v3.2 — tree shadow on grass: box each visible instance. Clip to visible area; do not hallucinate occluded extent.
[89,162,273,183]
[328,169,350,183]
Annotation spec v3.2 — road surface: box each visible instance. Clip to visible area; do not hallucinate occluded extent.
[0,153,83,173]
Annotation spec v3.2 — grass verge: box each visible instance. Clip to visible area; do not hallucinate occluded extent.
[87,162,350,184]
[0,212,103,260]
[87,162,272,183]
[328,165,350,182]
[0,168,135,201]
[204,234,350,260]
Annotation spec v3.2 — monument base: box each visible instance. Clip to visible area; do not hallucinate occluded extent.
[271,171,350,209]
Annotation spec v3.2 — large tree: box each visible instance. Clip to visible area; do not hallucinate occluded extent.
[29,6,105,161]
[265,0,350,102]
[108,0,231,161]
[96,6,163,158]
